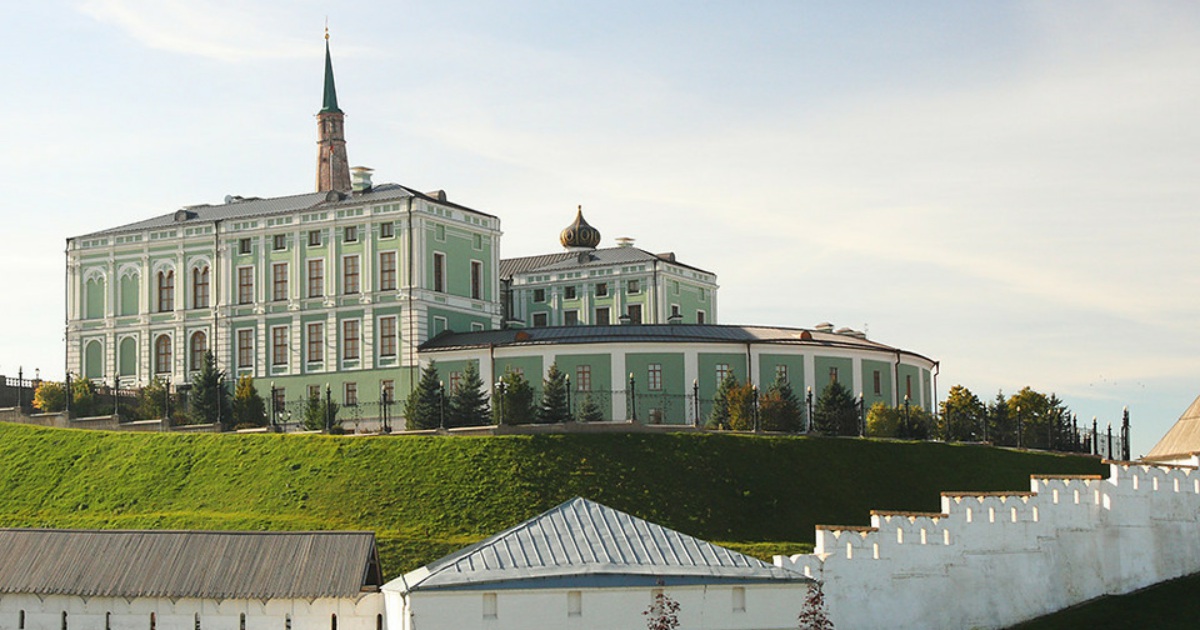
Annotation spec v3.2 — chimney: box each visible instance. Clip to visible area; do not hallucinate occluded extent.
[615,237,635,248]
[351,166,374,193]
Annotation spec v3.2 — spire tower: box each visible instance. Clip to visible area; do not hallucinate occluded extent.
[316,29,350,192]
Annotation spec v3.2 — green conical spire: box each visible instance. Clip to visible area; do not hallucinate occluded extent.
[320,34,341,114]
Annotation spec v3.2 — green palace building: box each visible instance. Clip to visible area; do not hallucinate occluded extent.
[63,37,936,426]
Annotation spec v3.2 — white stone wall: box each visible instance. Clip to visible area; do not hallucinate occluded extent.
[776,459,1200,629]
[0,593,384,630]
[385,582,809,630]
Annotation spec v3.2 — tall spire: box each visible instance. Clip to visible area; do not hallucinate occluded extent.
[316,27,350,192]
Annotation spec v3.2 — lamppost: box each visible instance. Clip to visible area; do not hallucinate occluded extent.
[494,381,505,425]
[903,394,911,439]
[324,383,332,433]
[1016,405,1023,449]
[565,373,572,421]
[65,372,72,416]
[1107,422,1114,460]
[164,380,171,425]
[113,375,120,419]
[752,384,759,433]
[856,393,865,437]
[1092,417,1099,456]
[438,381,446,430]
[628,372,637,422]
[1121,407,1131,461]
[380,383,391,434]
[805,386,814,434]
[270,381,277,431]
[16,367,22,411]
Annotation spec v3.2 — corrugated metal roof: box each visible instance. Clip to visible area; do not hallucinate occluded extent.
[390,497,807,593]
[74,183,496,239]
[420,323,934,363]
[500,247,713,279]
[0,529,382,599]
[1145,394,1200,461]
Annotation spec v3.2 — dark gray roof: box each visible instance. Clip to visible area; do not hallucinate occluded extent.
[74,183,496,239]
[0,529,383,599]
[500,247,713,279]
[420,323,935,363]
[390,497,807,593]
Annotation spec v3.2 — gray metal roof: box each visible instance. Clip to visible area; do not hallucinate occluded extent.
[500,247,713,279]
[0,529,383,599]
[1145,394,1200,461]
[390,497,807,593]
[420,323,935,363]
[74,183,496,239]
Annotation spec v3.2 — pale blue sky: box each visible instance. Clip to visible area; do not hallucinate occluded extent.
[2,1,1198,455]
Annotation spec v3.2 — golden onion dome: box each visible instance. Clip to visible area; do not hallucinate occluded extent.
[560,205,601,250]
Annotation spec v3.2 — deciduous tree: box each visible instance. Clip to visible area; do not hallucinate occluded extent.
[231,376,267,428]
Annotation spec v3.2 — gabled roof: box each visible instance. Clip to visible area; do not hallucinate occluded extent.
[1145,394,1200,461]
[388,497,807,593]
[0,529,382,600]
[73,183,496,239]
[500,246,714,279]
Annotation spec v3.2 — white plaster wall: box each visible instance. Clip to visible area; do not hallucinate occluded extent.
[387,583,809,630]
[0,594,384,630]
[776,460,1200,629]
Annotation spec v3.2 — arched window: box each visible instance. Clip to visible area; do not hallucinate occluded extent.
[193,266,210,309]
[194,613,200,630]
[155,335,172,374]
[330,614,338,630]
[285,614,292,630]
[150,612,156,630]
[106,613,112,630]
[239,614,246,630]
[157,270,175,312]
[376,614,383,630]
[62,611,68,630]
[19,610,26,630]
[190,331,207,371]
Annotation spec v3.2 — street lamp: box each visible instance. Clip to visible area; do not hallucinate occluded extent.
[692,378,700,427]
[805,386,814,434]
[439,380,446,430]
[270,381,277,431]
[494,380,505,425]
[380,382,391,434]
[113,375,120,419]
[324,383,332,433]
[752,384,759,432]
[1016,405,1023,448]
[565,373,572,422]
[856,393,865,437]
[903,394,911,439]
[628,372,637,422]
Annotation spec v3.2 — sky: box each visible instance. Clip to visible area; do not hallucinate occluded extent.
[1,1,1197,456]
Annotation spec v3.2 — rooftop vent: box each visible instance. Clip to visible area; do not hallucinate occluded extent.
[615,237,635,248]
[224,195,244,204]
[656,252,677,262]
[173,209,197,222]
[814,322,834,333]
[426,190,448,202]
[351,166,374,193]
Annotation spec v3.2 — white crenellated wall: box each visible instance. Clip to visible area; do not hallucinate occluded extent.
[776,458,1200,629]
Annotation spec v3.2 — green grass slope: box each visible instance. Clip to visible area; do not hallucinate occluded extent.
[0,423,1106,578]
[1008,572,1200,629]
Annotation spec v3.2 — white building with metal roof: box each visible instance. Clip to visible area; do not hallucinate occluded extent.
[383,497,812,630]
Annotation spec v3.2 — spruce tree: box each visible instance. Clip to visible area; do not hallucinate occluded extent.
[492,371,536,425]
[404,361,444,430]
[190,352,231,427]
[577,392,605,422]
[538,362,570,424]
[707,372,738,429]
[813,381,858,436]
[231,375,267,427]
[447,362,490,427]
[302,388,341,432]
[760,375,803,432]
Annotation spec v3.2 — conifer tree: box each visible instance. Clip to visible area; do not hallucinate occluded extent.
[447,362,490,427]
[813,381,858,436]
[493,370,536,425]
[405,361,443,430]
[302,387,341,432]
[577,391,605,422]
[538,362,570,424]
[190,352,231,427]
[760,375,803,432]
[707,372,738,429]
[231,375,267,427]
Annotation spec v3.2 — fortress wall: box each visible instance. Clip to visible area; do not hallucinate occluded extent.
[777,459,1200,629]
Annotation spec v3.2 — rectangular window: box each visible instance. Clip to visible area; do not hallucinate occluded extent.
[237,267,254,304]
[716,363,731,384]
[239,238,251,254]
[237,329,253,368]
[628,279,640,294]
[343,255,360,294]
[308,384,320,399]
[471,261,483,299]
[532,312,548,327]
[379,316,397,357]
[307,323,324,363]
[564,310,579,326]
[697,310,706,324]
[272,326,288,366]
[533,288,546,303]
[344,382,358,406]
[670,304,680,319]
[595,282,608,297]
[158,271,175,312]
[732,587,746,613]
[433,252,446,292]
[595,307,610,325]
[776,364,788,383]
[648,364,662,391]
[576,365,591,391]
[273,234,286,251]
[308,230,322,247]
[193,267,209,309]
[272,262,288,301]
[873,370,882,395]
[564,286,577,300]
[344,225,358,242]
[435,224,446,241]
[568,591,582,618]
[272,387,285,417]
[379,252,397,291]
[672,280,680,295]
[379,222,394,238]
[308,260,325,298]
[473,233,483,249]
[483,593,497,620]
[627,304,642,324]
[343,320,360,360]
[381,380,394,404]
[830,367,839,385]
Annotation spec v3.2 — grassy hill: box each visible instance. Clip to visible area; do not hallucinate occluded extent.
[0,423,1106,578]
